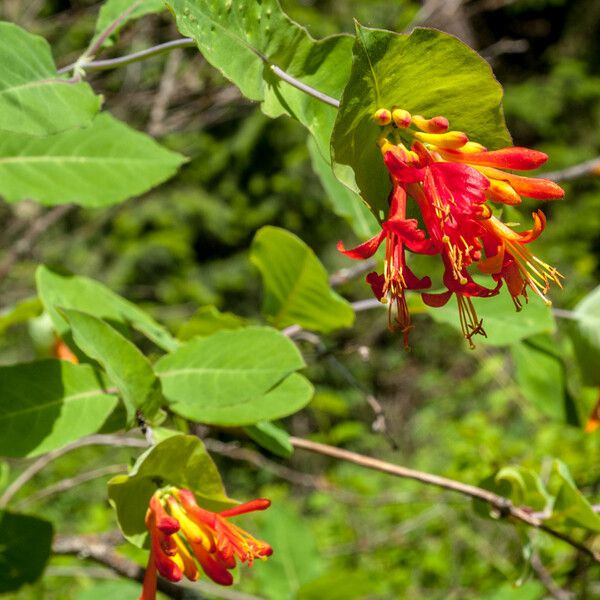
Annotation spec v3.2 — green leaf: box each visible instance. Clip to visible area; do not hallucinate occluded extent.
[36,266,178,352]
[93,0,166,47]
[0,113,185,207]
[75,580,143,600]
[495,466,551,512]
[332,25,510,212]
[299,571,379,600]
[512,335,577,423]
[0,359,118,458]
[546,460,600,532]
[0,511,53,593]
[250,226,355,332]
[252,504,323,598]
[244,421,293,458]
[155,326,313,426]
[166,0,353,158]
[307,136,380,240]
[177,305,247,340]
[0,297,42,335]
[62,309,160,423]
[0,22,100,136]
[567,285,600,386]
[428,293,555,347]
[108,434,234,546]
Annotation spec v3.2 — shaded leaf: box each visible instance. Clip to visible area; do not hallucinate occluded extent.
[308,136,380,240]
[495,466,551,512]
[166,0,353,158]
[0,22,100,136]
[250,226,355,333]
[108,434,234,546]
[0,511,53,593]
[244,421,293,458]
[155,327,313,426]
[0,113,185,207]
[332,25,510,212]
[62,309,160,423]
[0,297,42,335]
[0,360,118,458]
[36,266,178,352]
[567,285,600,386]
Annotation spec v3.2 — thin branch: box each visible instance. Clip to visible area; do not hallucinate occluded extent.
[53,534,266,600]
[14,464,127,508]
[269,65,340,108]
[0,434,146,508]
[0,204,75,284]
[289,436,600,564]
[57,39,197,74]
[530,552,574,600]
[542,157,600,182]
[328,258,376,287]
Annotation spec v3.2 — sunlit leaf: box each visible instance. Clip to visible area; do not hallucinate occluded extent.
[108,434,235,546]
[244,421,293,458]
[166,0,352,158]
[0,22,100,135]
[250,226,355,333]
[155,327,313,425]
[332,25,510,212]
[0,113,185,207]
[62,309,160,423]
[177,305,247,340]
[0,360,118,458]
[36,266,178,352]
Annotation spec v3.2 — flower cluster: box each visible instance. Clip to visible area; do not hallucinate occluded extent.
[140,488,272,599]
[339,108,565,348]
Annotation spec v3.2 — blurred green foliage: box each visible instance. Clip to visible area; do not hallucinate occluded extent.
[0,0,599,599]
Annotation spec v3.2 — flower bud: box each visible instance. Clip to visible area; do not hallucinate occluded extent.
[373,108,392,126]
[392,108,411,128]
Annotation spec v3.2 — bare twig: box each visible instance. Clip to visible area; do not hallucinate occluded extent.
[531,552,574,600]
[269,65,340,108]
[0,204,75,284]
[0,434,146,508]
[147,49,183,136]
[289,436,600,563]
[542,157,600,182]
[53,534,266,600]
[15,464,127,508]
[328,258,376,287]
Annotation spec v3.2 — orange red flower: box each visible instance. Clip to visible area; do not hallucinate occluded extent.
[140,488,272,600]
[338,108,565,347]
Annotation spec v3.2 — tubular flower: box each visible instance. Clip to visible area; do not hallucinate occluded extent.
[140,488,272,600]
[337,107,565,347]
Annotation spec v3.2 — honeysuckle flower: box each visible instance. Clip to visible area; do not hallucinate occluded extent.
[337,106,565,347]
[140,488,272,600]
[338,180,435,347]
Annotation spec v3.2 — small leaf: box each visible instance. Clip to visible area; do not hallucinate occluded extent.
[93,0,166,47]
[0,297,42,335]
[244,421,293,458]
[166,0,353,159]
[307,136,380,240]
[512,335,578,424]
[546,460,600,532]
[108,434,234,546]
[0,113,185,207]
[428,293,555,346]
[62,309,160,423]
[0,359,118,458]
[0,22,100,135]
[495,466,551,512]
[332,25,510,212]
[177,305,247,340]
[250,226,355,333]
[0,511,53,593]
[567,285,600,386]
[155,327,313,426]
[36,266,178,352]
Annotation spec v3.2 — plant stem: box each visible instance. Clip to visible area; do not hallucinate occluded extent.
[289,436,600,564]
[269,65,340,108]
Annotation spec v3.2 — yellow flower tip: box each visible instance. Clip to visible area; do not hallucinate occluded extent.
[412,115,449,133]
[392,108,411,128]
[414,130,469,150]
[460,141,488,153]
[373,108,392,126]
